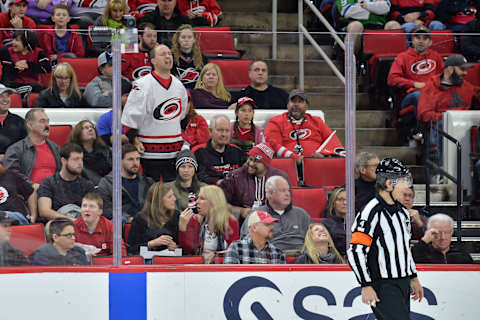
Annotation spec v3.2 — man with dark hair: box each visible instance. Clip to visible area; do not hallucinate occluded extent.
[348,158,423,320]
[0,211,29,266]
[38,143,95,221]
[97,144,154,221]
[4,108,60,187]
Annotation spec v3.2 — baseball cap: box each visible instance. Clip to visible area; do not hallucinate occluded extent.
[248,210,280,228]
[288,89,309,103]
[444,54,474,69]
[237,96,256,109]
[248,142,274,166]
[0,84,15,95]
[0,211,19,225]
[98,51,113,68]
[10,0,27,4]
[412,26,431,37]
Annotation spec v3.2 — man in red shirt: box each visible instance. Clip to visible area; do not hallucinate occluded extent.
[0,0,36,47]
[74,192,127,257]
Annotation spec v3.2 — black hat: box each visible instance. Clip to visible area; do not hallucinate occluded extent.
[376,158,410,177]
[0,211,19,225]
[121,78,132,96]
[444,54,474,69]
[175,149,198,172]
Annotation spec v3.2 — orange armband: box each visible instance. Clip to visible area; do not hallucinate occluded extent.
[350,232,372,247]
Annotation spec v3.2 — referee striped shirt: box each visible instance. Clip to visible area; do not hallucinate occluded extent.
[347,195,418,287]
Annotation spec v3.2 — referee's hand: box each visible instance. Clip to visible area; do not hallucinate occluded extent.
[410,277,424,302]
[361,286,380,307]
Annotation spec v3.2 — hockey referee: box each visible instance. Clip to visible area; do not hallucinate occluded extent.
[347,158,424,319]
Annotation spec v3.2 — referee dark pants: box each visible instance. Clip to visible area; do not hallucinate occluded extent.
[141,158,176,182]
[371,277,411,320]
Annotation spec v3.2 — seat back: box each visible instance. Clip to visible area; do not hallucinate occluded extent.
[9,93,22,108]
[58,58,98,88]
[27,93,40,108]
[286,256,297,264]
[10,224,46,258]
[465,62,480,87]
[152,256,204,264]
[291,187,328,219]
[49,125,72,147]
[363,30,407,57]
[194,27,240,59]
[91,256,145,265]
[270,158,299,187]
[430,30,456,54]
[209,59,253,89]
[303,157,346,188]
[123,223,132,242]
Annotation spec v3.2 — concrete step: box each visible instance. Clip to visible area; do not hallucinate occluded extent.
[356,146,420,165]
[219,0,296,13]
[335,128,398,146]
[239,43,329,60]
[324,110,388,128]
[266,59,337,77]
[220,12,298,31]
[236,32,300,45]
[270,75,343,91]
[308,92,370,110]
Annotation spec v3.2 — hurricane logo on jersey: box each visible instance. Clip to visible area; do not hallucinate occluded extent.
[153,98,182,121]
[411,59,437,75]
[0,186,8,204]
[132,66,152,80]
[176,67,200,84]
[289,129,311,140]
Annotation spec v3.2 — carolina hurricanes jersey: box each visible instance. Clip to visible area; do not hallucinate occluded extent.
[264,112,345,159]
[122,72,188,160]
[122,52,152,81]
[128,0,157,17]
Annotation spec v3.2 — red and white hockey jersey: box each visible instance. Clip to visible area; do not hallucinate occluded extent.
[264,112,345,159]
[122,52,152,81]
[176,0,222,27]
[122,72,188,160]
[128,0,157,18]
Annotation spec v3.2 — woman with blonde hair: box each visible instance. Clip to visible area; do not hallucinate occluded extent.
[69,120,112,184]
[171,24,207,89]
[295,223,345,264]
[93,0,128,51]
[35,62,84,108]
[322,186,348,256]
[191,62,235,109]
[179,185,239,262]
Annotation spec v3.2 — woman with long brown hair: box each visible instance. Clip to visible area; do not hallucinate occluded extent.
[295,223,345,264]
[192,62,235,109]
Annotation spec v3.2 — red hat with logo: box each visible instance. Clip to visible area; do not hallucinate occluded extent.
[248,210,280,228]
[248,142,274,166]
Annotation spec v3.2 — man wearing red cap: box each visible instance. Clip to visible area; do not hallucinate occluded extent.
[224,210,285,264]
[0,0,36,47]
[220,142,290,221]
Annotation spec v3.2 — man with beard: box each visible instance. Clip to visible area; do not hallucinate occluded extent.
[264,89,345,165]
[97,144,154,222]
[220,143,291,222]
[224,210,285,264]
[38,143,95,221]
[4,108,60,188]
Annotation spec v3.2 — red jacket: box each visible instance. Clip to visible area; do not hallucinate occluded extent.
[0,12,36,46]
[417,75,480,122]
[178,215,238,255]
[39,25,85,58]
[182,114,210,149]
[128,0,157,18]
[176,0,222,26]
[388,48,444,91]
[264,112,344,159]
[74,216,127,257]
[390,0,435,26]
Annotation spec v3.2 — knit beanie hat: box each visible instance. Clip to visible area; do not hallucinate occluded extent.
[175,149,198,171]
[248,142,274,166]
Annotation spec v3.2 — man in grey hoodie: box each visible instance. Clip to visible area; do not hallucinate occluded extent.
[84,51,114,107]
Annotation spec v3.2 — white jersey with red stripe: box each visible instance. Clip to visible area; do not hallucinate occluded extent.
[121,72,188,160]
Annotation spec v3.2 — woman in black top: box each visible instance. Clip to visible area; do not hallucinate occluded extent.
[322,187,347,256]
[295,223,344,264]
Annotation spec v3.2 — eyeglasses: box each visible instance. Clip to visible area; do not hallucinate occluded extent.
[58,233,76,239]
[82,124,95,130]
[55,76,71,81]
[433,231,452,237]
[336,197,347,203]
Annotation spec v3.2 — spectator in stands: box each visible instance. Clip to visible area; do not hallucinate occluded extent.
[92,0,129,51]
[220,143,290,222]
[388,27,444,141]
[39,4,85,63]
[181,90,209,149]
[69,0,105,33]
[176,0,221,27]
[0,84,27,162]
[240,175,311,252]
[127,181,192,255]
[193,114,245,185]
[178,185,238,262]
[4,108,61,187]
[354,151,379,212]
[122,44,188,182]
[97,78,132,147]
[74,192,127,256]
[128,0,157,18]
[84,51,114,108]
[137,0,190,47]
[336,0,401,54]
[26,0,73,25]
[68,120,112,185]
[224,210,285,264]
[171,24,207,89]
[417,54,480,176]
[121,22,156,81]
[295,223,345,264]
[0,211,29,266]
[0,163,37,224]
[264,89,345,166]
[38,143,95,220]
[238,60,288,109]
[31,217,88,265]
[230,96,264,156]
[192,62,234,109]
[0,30,50,94]
[165,149,205,212]
[461,11,480,61]
[412,213,473,264]
[35,62,85,108]
[435,0,476,32]
[0,0,36,47]
[399,186,427,240]
[97,144,154,221]
[322,187,347,257]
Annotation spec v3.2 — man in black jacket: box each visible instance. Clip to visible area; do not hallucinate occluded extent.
[0,211,28,266]
[0,84,26,163]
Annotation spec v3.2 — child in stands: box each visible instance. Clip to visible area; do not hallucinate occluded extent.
[0,0,36,47]
[230,96,264,156]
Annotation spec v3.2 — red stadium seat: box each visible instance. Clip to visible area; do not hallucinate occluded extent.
[9,93,22,108]
[27,93,40,108]
[152,256,204,264]
[286,256,297,264]
[209,59,253,89]
[38,72,51,88]
[303,157,346,188]
[291,187,327,219]
[10,224,46,258]
[270,158,299,187]
[213,256,224,264]
[194,26,241,59]
[92,256,145,265]
[123,223,131,242]
[49,125,72,147]
[430,30,456,56]
[58,57,98,88]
